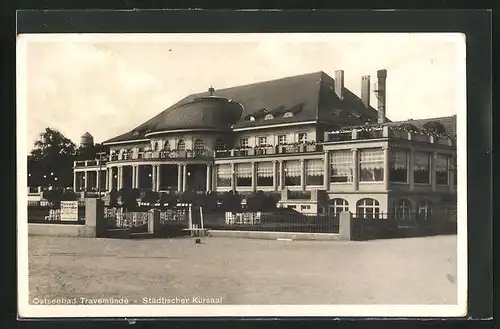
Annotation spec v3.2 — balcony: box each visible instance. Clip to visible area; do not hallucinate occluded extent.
[74,159,107,168]
[215,143,323,158]
[109,149,215,162]
[325,126,454,146]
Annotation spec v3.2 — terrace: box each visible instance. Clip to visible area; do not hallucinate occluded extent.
[324,126,454,146]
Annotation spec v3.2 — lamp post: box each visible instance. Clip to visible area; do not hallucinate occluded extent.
[96,151,107,200]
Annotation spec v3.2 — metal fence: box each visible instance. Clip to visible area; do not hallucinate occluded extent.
[351,212,456,240]
[202,211,340,234]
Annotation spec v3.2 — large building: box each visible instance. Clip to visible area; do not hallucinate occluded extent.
[73,70,457,217]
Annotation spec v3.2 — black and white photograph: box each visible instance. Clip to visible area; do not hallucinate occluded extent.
[17,32,467,317]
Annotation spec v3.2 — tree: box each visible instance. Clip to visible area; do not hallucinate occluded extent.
[28,128,77,188]
[76,143,109,161]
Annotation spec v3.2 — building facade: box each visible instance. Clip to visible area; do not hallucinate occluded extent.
[73,70,457,217]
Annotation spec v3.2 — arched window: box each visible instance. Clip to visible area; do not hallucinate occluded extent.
[356,198,380,219]
[283,112,294,118]
[177,139,185,151]
[418,200,433,221]
[137,147,144,159]
[395,199,411,221]
[163,141,170,151]
[153,141,159,151]
[329,198,349,217]
[264,114,274,120]
[215,138,226,151]
[194,139,205,155]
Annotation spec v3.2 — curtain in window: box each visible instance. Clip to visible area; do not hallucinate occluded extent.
[330,151,352,182]
[414,152,430,184]
[216,164,231,187]
[359,149,384,182]
[257,162,273,186]
[306,159,323,185]
[285,160,301,186]
[435,154,449,185]
[390,150,408,183]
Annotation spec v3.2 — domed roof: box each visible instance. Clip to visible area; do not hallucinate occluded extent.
[81,132,93,138]
[144,97,243,134]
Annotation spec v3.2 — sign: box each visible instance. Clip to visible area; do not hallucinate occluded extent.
[60,201,79,221]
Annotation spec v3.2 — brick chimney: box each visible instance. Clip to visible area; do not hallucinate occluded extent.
[334,70,344,100]
[361,75,370,107]
[376,69,387,124]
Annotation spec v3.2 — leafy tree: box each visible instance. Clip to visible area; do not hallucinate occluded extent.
[28,128,77,188]
[246,190,278,212]
[76,143,109,161]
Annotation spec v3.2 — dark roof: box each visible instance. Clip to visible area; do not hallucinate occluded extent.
[104,71,381,144]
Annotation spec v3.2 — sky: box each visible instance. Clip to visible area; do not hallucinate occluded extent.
[19,33,466,150]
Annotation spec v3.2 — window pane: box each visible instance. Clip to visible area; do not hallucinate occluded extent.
[236,163,252,186]
[436,154,449,185]
[216,164,231,187]
[285,160,301,186]
[359,149,384,182]
[390,150,408,183]
[330,151,352,183]
[414,152,430,184]
[306,159,324,185]
[257,162,273,186]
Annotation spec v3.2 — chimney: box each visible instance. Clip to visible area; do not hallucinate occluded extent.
[376,69,387,124]
[361,75,370,107]
[334,70,344,100]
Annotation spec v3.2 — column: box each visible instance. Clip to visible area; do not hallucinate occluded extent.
[177,165,182,192]
[156,165,161,191]
[323,150,329,190]
[73,172,77,192]
[231,163,236,191]
[84,171,88,192]
[131,166,135,189]
[272,161,277,191]
[300,159,306,191]
[409,149,415,191]
[182,164,187,192]
[118,166,124,190]
[251,162,257,191]
[431,152,437,192]
[383,146,389,191]
[135,166,140,189]
[206,165,212,192]
[351,149,358,191]
[96,169,101,191]
[152,165,157,191]
[212,164,217,192]
[278,161,284,190]
[108,168,114,191]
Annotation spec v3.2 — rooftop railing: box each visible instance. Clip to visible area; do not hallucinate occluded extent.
[74,159,107,167]
[325,126,454,145]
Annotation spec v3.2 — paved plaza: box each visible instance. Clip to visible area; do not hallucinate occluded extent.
[28,235,457,305]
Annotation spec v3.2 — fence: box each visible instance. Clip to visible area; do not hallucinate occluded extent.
[351,212,456,240]
[202,211,339,234]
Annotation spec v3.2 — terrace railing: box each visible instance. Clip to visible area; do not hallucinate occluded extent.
[215,143,323,158]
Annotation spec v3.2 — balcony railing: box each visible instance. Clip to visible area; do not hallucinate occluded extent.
[215,143,323,158]
[325,126,454,145]
[74,159,107,167]
[108,149,215,162]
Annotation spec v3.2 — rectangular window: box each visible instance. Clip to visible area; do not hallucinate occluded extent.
[330,151,353,183]
[278,134,287,145]
[239,137,249,148]
[256,162,273,186]
[390,150,408,183]
[216,164,232,187]
[285,160,301,186]
[435,154,449,185]
[258,136,268,146]
[414,152,430,184]
[298,133,308,143]
[301,205,311,210]
[235,163,252,186]
[452,162,457,186]
[359,149,384,182]
[306,159,324,186]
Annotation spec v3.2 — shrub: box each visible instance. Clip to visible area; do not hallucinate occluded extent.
[246,190,278,212]
[109,188,119,207]
[119,188,140,211]
[140,190,159,204]
[219,191,242,214]
[158,192,178,209]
